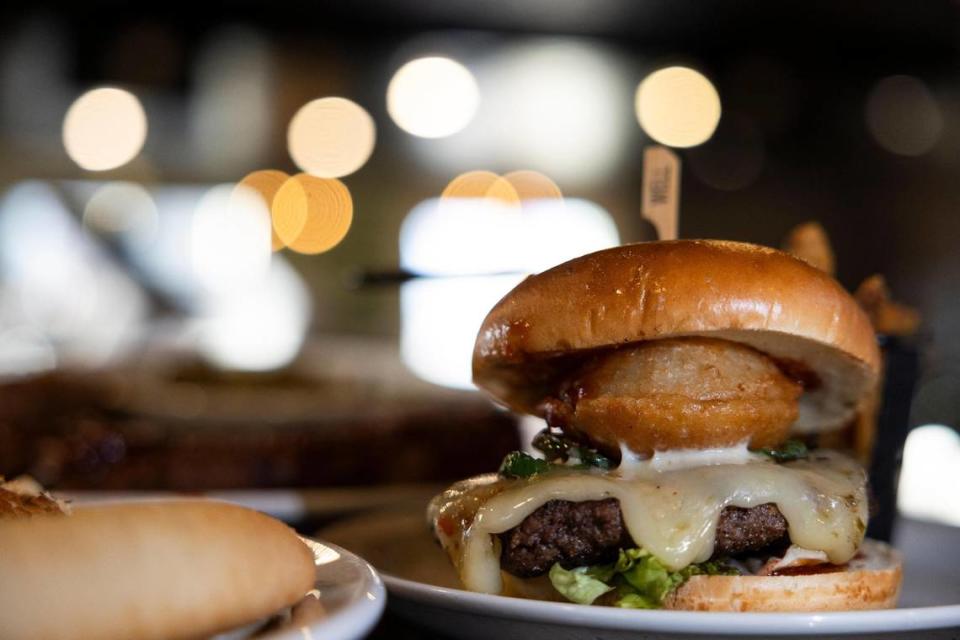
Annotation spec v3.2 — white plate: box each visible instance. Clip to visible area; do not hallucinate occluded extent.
[220,538,385,640]
[322,509,960,640]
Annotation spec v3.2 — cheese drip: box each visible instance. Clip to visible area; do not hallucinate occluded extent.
[429,451,867,595]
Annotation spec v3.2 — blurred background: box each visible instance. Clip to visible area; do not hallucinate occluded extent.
[0,0,958,541]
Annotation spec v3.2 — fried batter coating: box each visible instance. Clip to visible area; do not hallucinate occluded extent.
[545,338,802,455]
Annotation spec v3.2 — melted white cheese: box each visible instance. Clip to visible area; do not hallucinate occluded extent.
[432,451,867,594]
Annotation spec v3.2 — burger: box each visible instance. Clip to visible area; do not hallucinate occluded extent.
[429,240,902,611]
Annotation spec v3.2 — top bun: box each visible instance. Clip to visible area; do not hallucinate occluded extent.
[473,240,880,434]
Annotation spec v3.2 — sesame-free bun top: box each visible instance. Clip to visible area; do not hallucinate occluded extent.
[473,240,881,434]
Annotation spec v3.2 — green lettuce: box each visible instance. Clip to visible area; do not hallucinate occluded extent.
[547,564,614,605]
[548,547,739,608]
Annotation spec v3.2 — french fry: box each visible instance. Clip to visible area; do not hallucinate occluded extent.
[782,221,836,276]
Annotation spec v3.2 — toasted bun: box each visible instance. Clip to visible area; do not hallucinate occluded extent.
[0,500,315,640]
[473,240,880,434]
[502,540,900,612]
[665,540,901,611]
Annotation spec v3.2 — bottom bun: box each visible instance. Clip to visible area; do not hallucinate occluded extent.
[0,499,316,640]
[501,540,901,612]
[665,540,901,612]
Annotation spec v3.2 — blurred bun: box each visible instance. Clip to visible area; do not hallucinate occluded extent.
[0,500,315,640]
[473,240,880,434]
[665,539,901,611]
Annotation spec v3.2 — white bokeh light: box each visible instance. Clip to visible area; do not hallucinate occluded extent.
[195,258,311,372]
[388,56,479,138]
[63,88,147,171]
[400,197,618,276]
[287,97,375,178]
[191,184,272,295]
[636,66,721,148]
[399,197,619,388]
[898,424,960,526]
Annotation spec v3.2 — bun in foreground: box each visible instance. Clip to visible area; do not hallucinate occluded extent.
[0,500,315,640]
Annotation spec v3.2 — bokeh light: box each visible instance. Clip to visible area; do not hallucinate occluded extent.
[82,182,159,241]
[196,258,311,372]
[898,424,960,526]
[63,87,148,171]
[636,66,721,148]
[271,174,353,254]
[235,170,289,251]
[441,170,520,208]
[401,197,617,277]
[440,170,562,212]
[502,170,563,201]
[387,56,479,138]
[191,184,272,295]
[400,197,618,388]
[866,75,943,156]
[287,97,375,178]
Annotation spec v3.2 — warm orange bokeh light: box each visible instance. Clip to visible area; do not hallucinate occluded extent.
[441,170,520,209]
[235,170,290,251]
[271,174,353,254]
[502,170,563,201]
[441,170,562,211]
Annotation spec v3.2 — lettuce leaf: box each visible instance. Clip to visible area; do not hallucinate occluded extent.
[548,564,615,605]
[548,547,739,609]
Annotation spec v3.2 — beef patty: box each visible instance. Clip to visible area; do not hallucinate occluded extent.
[499,499,788,578]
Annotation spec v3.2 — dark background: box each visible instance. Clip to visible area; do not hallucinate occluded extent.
[1,1,957,449]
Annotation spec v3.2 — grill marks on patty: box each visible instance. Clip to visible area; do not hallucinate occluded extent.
[498,499,789,578]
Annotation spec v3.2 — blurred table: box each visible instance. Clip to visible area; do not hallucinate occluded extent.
[0,336,519,491]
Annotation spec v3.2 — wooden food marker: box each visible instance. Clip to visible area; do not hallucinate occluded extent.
[642,145,681,241]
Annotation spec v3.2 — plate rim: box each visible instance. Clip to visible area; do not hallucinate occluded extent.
[382,572,960,635]
[269,539,387,640]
